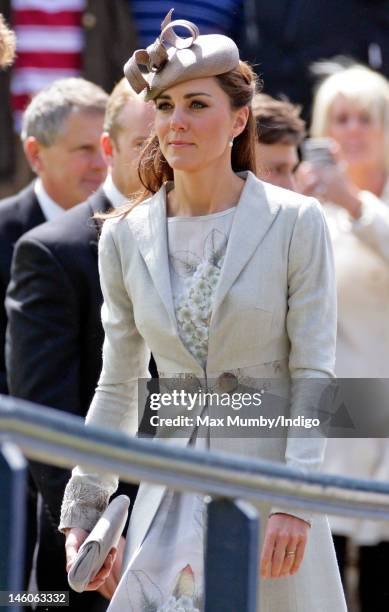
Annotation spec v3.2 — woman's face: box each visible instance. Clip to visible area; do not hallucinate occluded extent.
[327,94,385,168]
[154,76,247,173]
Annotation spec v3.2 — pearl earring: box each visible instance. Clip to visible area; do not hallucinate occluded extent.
[229,137,234,147]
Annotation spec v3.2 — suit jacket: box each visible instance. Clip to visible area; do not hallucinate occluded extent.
[6,188,114,520]
[239,0,389,117]
[6,188,141,606]
[0,0,138,179]
[6,187,157,518]
[0,181,44,393]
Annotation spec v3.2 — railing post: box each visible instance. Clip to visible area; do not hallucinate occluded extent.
[205,498,259,612]
[0,442,26,603]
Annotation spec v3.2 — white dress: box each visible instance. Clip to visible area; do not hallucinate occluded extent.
[108,208,236,611]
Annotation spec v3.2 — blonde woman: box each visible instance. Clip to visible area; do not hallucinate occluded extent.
[298,64,389,611]
[60,13,346,612]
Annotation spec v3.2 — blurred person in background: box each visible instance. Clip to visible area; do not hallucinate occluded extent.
[0,77,107,395]
[238,0,389,119]
[297,63,389,612]
[253,93,305,191]
[5,78,155,608]
[0,77,107,605]
[0,12,15,68]
[0,0,138,197]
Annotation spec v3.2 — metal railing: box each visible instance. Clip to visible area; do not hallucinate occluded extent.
[1,394,389,611]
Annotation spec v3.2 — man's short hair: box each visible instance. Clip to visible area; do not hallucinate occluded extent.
[21,78,108,145]
[252,93,305,146]
[0,14,16,69]
[103,78,140,143]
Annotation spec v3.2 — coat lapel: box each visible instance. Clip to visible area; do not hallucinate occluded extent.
[125,189,206,372]
[210,171,281,321]
[127,188,177,328]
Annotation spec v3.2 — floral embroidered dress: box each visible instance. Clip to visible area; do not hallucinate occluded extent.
[107,208,236,612]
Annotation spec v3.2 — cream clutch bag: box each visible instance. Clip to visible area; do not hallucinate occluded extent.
[68,495,130,593]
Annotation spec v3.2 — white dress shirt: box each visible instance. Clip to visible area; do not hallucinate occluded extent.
[35,174,126,221]
[102,173,128,208]
[34,178,66,221]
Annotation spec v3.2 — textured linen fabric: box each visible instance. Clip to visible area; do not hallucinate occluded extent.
[60,172,346,610]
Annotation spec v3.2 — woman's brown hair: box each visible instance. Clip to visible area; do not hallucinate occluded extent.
[101,60,259,219]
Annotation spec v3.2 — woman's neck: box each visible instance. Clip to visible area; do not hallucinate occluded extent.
[347,163,387,197]
[167,164,246,217]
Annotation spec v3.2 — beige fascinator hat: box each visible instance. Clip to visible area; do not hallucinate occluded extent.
[124,9,240,100]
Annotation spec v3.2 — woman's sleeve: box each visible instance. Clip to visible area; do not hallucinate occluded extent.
[286,198,337,465]
[351,190,389,264]
[59,220,150,533]
[270,199,337,524]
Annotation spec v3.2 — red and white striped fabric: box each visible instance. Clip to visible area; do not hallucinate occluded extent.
[11,0,86,131]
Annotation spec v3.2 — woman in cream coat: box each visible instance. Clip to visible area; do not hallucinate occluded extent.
[60,14,346,612]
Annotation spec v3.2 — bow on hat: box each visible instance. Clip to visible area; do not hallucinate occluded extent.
[124,9,199,96]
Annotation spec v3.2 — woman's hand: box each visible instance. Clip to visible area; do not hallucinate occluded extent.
[97,535,126,600]
[296,160,362,219]
[260,513,310,579]
[64,527,117,593]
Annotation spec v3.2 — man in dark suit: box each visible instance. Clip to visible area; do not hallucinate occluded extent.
[0,77,107,396]
[5,79,155,607]
[0,77,107,606]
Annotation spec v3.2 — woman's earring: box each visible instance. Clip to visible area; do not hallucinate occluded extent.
[229,137,234,148]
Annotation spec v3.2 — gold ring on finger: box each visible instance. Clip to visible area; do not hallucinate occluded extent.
[285,551,296,557]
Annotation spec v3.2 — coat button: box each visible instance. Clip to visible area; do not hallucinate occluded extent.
[183,374,202,394]
[218,372,239,393]
[82,12,97,29]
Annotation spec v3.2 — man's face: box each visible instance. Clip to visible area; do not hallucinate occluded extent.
[255,141,299,191]
[29,109,106,209]
[109,99,155,197]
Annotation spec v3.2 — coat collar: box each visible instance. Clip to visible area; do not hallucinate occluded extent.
[127,171,281,330]
[211,171,281,319]
[127,187,176,329]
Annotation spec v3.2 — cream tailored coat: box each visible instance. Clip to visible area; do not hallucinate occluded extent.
[60,171,346,611]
